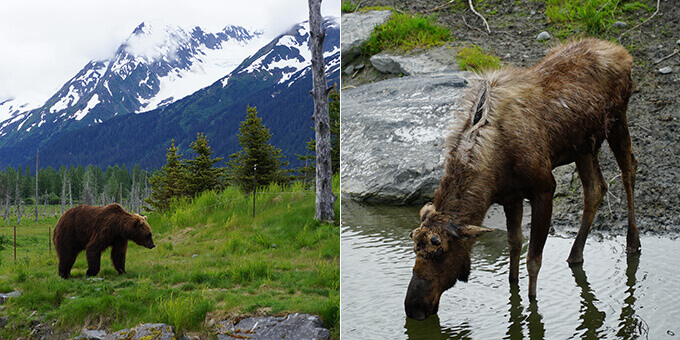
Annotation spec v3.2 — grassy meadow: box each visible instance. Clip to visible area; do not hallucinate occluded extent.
[0,177,339,339]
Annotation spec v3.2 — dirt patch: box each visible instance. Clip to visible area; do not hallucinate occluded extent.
[343,0,680,234]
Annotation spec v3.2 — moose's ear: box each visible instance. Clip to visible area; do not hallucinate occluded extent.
[457,225,493,238]
[419,202,435,222]
[445,222,492,239]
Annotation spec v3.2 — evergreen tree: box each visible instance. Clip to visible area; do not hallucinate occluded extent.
[145,139,186,211]
[228,105,290,193]
[184,133,225,197]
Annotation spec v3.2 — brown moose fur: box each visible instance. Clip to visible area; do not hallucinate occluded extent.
[406,38,640,320]
[53,203,155,279]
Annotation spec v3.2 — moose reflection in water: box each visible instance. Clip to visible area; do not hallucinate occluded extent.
[405,38,641,320]
[402,253,645,339]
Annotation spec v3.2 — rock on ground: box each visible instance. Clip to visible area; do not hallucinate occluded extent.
[76,328,107,340]
[658,66,672,74]
[216,313,329,340]
[536,31,551,41]
[341,10,392,65]
[341,72,473,204]
[370,45,460,76]
[91,323,175,340]
[0,290,22,304]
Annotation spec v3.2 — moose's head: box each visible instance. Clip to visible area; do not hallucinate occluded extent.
[404,203,492,320]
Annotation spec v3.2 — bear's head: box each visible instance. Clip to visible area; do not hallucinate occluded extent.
[130,214,155,249]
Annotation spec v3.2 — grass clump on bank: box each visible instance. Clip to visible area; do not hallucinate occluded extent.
[545,0,652,37]
[0,177,340,339]
[362,12,451,56]
[341,0,357,13]
[456,45,503,73]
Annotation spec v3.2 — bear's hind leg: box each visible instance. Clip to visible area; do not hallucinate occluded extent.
[111,240,128,274]
[58,251,78,279]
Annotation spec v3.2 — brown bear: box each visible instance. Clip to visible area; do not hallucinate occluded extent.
[53,203,155,279]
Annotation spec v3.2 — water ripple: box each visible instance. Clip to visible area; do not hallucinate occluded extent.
[343,218,680,340]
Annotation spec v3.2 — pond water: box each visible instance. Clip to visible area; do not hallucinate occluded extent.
[341,200,680,339]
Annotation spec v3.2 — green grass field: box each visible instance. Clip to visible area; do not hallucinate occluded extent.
[0,178,339,339]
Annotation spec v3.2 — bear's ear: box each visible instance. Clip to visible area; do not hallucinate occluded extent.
[141,215,147,221]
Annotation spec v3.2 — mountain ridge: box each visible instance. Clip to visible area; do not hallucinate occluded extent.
[2,17,340,171]
[0,21,266,151]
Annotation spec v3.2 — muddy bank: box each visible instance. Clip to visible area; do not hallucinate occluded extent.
[342,0,680,234]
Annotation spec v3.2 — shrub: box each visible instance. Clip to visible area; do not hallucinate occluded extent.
[362,13,450,56]
[456,45,502,72]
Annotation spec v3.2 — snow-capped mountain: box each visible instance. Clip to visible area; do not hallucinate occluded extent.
[0,21,264,154]
[224,16,340,89]
[22,17,340,170]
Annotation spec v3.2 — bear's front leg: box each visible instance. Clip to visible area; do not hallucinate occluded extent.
[111,240,128,274]
[85,247,102,277]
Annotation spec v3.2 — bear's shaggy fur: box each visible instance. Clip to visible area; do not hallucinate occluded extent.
[53,203,155,279]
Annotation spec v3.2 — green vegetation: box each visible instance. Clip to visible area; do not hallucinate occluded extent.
[1,164,149,226]
[456,45,503,73]
[184,133,225,197]
[545,0,652,37]
[146,139,186,211]
[145,133,227,211]
[341,0,357,13]
[228,106,290,194]
[341,1,392,13]
[362,12,451,56]
[0,177,340,338]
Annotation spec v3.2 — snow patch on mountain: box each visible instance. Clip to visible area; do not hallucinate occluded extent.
[137,32,264,112]
[72,94,101,121]
[0,98,41,125]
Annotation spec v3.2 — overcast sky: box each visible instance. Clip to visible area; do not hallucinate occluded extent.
[0,0,340,104]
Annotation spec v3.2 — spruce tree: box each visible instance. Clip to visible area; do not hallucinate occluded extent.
[185,133,224,196]
[228,105,289,193]
[146,139,186,211]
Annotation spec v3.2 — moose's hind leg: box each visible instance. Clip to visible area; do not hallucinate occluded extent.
[567,153,607,265]
[607,119,641,254]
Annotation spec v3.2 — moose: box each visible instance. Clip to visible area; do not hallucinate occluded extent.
[405,38,640,321]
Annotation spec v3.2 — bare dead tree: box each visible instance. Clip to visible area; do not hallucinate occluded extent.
[16,172,21,225]
[35,149,39,222]
[69,179,73,208]
[4,190,9,225]
[308,0,337,222]
[44,189,48,216]
[61,171,66,215]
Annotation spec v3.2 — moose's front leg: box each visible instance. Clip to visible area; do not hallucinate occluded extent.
[527,186,554,300]
[504,201,523,284]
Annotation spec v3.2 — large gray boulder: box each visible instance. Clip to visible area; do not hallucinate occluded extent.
[341,10,393,65]
[341,72,476,204]
[216,313,329,340]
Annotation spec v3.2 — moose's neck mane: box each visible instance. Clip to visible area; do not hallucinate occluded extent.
[433,71,529,225]
[432,149,495,226]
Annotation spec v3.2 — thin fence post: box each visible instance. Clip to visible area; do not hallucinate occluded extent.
[14,225,17,261]
[252,164,257,219]
[49,226,52,255]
